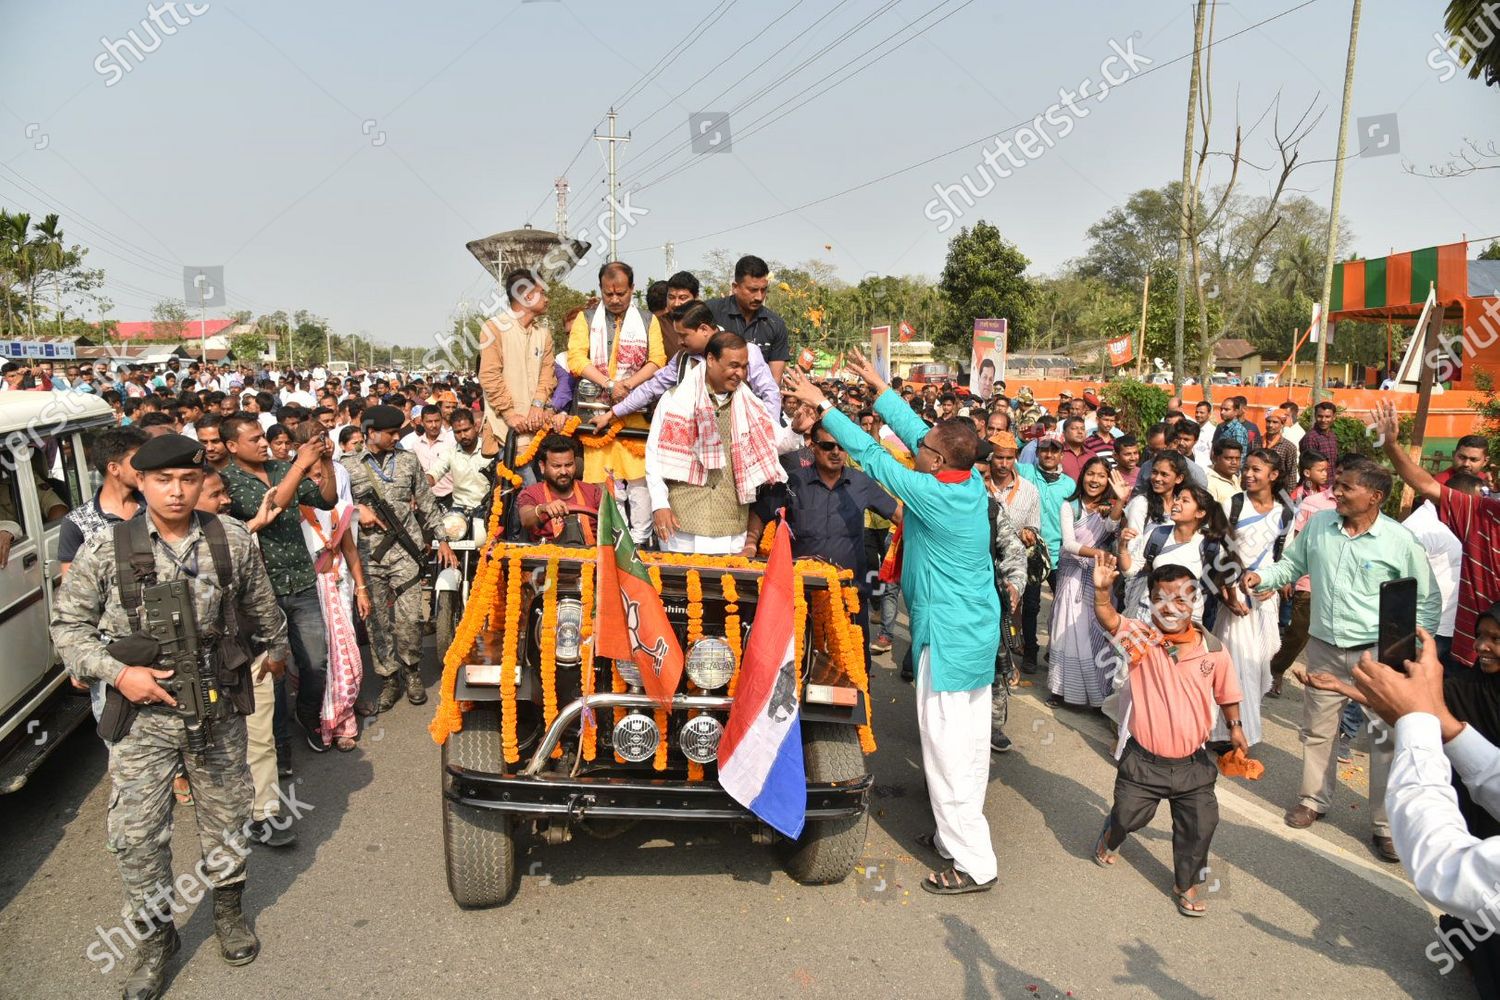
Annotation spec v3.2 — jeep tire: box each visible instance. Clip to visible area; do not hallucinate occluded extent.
[778,722,869,885]
[441,706,518,908]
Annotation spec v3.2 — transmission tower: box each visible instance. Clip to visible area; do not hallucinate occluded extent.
[554,177,569,238]
[664,241,676,275]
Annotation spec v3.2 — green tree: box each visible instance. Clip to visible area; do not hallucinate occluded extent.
[1077,184,1182,287]
[1480,240,1500,261]
[1444,1,1500,86]
[937,221,1035,358]
[151,298,189,340]
[544,283,589,353]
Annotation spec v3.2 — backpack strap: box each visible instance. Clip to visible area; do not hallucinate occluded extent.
[1230,492,1245,526]
[1273,502,1295,561]
[113,517,156,631]
[1142,524,1172,574]
[198,512,234,592]
[1200,631,1224,654]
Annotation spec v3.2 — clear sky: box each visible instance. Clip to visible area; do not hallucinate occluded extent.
[2,0,1496,350]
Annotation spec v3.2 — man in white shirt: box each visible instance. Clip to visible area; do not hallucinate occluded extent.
[1306,628,1500,943]
[1279,402,1305,449]
[1404,473,1474,668]
[425,409,492,512]
[400,406,455,504]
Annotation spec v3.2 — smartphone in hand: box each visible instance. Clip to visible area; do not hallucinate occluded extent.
[1378,577,1418,672]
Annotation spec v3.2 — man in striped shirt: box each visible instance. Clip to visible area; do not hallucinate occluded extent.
[1377,402,1499,669]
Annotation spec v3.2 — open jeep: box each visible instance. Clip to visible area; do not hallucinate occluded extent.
[433,539,876,909]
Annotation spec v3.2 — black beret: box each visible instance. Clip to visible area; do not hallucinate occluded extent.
[131,433,205,471]
[362,404,404,431]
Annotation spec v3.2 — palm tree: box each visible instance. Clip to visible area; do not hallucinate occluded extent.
[29,215,66,338]
[0,211,31,336]
[1269,233,1321,302]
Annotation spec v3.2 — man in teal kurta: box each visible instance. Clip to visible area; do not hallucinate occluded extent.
[783,352,998,895]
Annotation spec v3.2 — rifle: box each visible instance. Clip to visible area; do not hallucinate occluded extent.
[355,480,431,586]
[139,579,229,760]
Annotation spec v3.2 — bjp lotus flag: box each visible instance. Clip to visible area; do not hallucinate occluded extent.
[797,347,816,371]
[594,484,683,709]
[898,320,916,342]
[1106,335,1135,367]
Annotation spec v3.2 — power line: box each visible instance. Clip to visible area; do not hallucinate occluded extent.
[525,0,744,227]
[569,0,859,206]
[614,0,739,110]
[616,0,881,186]
[635,0,979,194]
[627,0,809,139]
[619,0,1327,255]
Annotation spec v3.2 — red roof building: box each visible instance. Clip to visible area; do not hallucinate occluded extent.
[107,319,236,341]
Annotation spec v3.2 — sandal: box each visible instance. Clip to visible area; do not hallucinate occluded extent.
[1267,678,1282,699]
[335,736,358,753]
[921,866,995,896]
[1093,820,1118,868]
[172,774,193,807]
[1174,888,1207,917]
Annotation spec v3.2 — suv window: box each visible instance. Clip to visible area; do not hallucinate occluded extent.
[39,433,84,514]
[0,457,26,539]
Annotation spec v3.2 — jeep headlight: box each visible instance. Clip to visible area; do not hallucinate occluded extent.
[612,712,659,763]
[441,512,469,541]
[555,599,584,665]
[614,657,642,689]
[684,637,734,691]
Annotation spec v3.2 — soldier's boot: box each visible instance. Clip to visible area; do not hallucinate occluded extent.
[212,885,260,966]
[404,667,427,705]
[372,673,402,714]
[122,917,180,1000]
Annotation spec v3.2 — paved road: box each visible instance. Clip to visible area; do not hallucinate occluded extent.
[0,626,1463,999]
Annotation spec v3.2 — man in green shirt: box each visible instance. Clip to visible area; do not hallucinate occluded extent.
[1245,458,1439,862]
[220,413,338,754]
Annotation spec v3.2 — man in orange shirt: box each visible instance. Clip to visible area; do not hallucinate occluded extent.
[1089,554,1247,917]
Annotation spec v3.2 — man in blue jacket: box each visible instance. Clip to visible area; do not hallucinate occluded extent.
[783,349,999,896]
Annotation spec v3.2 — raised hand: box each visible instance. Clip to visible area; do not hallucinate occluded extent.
[1092,551,1119,592]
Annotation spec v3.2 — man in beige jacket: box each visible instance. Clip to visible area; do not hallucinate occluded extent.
[478,270,558,463]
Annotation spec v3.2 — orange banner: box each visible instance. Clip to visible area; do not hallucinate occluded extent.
[1106,335,1135,367]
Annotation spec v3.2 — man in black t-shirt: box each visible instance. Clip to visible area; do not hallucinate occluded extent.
[706,254,789,381]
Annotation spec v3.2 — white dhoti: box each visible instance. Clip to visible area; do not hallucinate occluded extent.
[659,529,747,555]
[916,647,997,884]
[614,477,654,545]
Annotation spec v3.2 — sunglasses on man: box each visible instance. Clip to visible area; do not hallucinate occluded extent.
[814,441,843,452]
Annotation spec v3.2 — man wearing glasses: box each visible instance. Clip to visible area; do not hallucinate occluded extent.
[749,422,898,649]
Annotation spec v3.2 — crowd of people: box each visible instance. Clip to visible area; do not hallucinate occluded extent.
[26,250,1500,996]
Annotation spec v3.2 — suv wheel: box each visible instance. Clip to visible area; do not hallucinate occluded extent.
[441,705,518,908]
[777,722,869,885]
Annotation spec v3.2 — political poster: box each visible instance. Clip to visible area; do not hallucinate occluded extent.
[970,318,1008,399]
[1106,335,1135,367]
[869,325,891,380]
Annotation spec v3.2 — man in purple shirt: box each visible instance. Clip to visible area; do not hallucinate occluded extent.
[1301,400,1340,474]
[591,299,780,428]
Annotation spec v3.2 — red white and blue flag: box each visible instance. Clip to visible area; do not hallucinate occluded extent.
[718,521,805,839]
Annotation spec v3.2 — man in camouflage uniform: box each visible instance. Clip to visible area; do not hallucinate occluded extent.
[51,433,290,1000]
[341,404,457,712]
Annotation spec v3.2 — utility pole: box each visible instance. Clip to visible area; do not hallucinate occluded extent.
[665,241,676,275]
[325,325,332,367]
[1172,0,1207,397]
[1313,0,1362,404]
[554,177,570,238]
[594,108,631,261]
